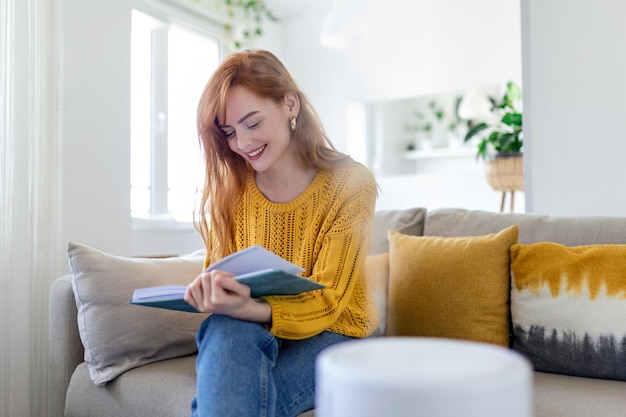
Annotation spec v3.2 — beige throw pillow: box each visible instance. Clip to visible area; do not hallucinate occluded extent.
[68,242,207,386]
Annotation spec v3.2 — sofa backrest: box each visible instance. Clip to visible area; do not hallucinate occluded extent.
[366,207,626,339]
[424,208,626,245]
[370,207,427,254]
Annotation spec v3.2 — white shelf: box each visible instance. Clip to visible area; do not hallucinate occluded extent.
[403,147,476,160]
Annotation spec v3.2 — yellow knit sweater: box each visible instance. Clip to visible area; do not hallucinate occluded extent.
[206,162,378,340]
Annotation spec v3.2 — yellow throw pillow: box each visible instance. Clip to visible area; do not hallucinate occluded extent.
[387,226,519,347]
[511,242,626,381]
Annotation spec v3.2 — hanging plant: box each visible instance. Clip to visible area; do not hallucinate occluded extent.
[226,0,279,49]
[193,0,279,50]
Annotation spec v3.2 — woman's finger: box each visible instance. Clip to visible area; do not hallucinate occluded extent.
[214,274,250,297]
[209,272,233,305]
[185,272,212,311]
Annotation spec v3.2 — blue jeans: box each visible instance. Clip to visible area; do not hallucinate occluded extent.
[190,314,352,417]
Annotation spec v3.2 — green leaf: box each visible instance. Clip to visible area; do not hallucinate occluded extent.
[506,81,522,102]
[508,143,523,153]
[266,10,280,22]
[464,122,489,143]
[501,112,522,127]
[487,130,503,146]
[477,140,489,160]
[501,81,522,111]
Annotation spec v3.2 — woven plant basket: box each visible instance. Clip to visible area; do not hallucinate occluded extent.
[485,154,524,191]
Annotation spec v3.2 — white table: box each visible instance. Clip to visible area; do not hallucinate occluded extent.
[316,337,532,417]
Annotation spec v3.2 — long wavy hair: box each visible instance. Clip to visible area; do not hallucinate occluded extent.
[194,49,352,260]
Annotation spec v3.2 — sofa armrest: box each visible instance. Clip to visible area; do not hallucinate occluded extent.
[49,274,84,417]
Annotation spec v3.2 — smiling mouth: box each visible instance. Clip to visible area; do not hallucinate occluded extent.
[247,145,267,159]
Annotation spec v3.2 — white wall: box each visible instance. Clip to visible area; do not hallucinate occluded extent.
[278,0,522,151]
[61,0,133,256]
[275,0,524,212]
[521,0,626,216]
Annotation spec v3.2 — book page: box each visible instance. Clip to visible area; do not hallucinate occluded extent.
[207,245,305,276]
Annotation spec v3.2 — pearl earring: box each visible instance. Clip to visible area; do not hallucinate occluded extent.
[290,117,297,131]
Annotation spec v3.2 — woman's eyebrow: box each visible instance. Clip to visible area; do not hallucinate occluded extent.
[237,111,259,124]
[218,111,260,130]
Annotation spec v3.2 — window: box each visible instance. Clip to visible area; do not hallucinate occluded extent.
[130,8,221,223]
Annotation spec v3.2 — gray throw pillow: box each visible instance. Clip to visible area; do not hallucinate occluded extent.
[370,207,427,254]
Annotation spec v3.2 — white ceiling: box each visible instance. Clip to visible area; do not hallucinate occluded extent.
[265,0,316,18]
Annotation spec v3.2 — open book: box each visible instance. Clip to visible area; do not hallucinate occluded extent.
[129,245,325,313]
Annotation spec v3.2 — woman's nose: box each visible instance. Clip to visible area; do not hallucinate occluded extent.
[236,130,253,150]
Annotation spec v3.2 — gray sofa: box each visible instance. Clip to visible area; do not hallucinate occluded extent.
[49,208,626,417]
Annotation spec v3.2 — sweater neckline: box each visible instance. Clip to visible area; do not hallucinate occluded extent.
[247,168,326,211]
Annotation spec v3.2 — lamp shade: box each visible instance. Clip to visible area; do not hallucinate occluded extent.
[458,88,493,121]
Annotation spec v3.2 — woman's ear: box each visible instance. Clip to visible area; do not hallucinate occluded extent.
[284,93,300,117]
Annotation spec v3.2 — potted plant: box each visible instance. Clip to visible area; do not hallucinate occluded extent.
[463,81,524,201]
[463,81,523,160]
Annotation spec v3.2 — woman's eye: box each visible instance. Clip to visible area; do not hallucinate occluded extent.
[223,130,236,139]
[247,121,260,129]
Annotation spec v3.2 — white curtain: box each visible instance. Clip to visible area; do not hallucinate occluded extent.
[0,0,63,415]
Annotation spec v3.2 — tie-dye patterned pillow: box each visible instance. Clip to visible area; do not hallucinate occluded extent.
[511,242,626,381]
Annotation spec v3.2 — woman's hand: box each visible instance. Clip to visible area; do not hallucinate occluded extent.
[184,269,272,323]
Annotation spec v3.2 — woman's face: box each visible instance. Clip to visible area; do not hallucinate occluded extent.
[220,85,297,173]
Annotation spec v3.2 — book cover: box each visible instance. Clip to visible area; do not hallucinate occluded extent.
[129,246,325,313]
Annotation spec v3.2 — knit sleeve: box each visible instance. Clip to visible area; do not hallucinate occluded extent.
[263,167,378,340]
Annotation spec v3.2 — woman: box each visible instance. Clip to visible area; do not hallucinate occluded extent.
[185,49,378,417]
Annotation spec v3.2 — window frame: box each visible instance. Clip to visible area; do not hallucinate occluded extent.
[131,0,227,231]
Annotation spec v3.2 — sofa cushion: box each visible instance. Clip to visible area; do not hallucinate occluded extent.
[65,356,198,417]
[370,207,426,254]
[65,355,315,417]
[511,242,626,381]
[68,242,207,386]
[386,226,518,347]
[534,371,626,417]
